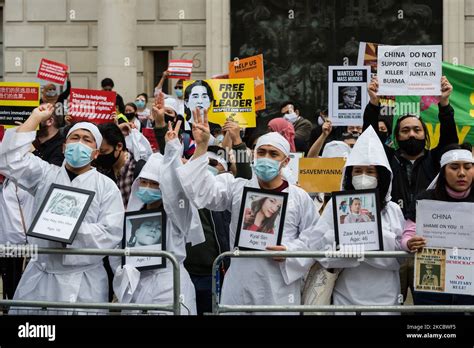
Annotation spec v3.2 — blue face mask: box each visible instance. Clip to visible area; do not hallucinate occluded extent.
[65,142,93,168]
[253,157,282,182]
[135,100,146,109]
[208,165,219,176]
[216,135,224,144]
[175,89,183,98]
[136,187,162,204]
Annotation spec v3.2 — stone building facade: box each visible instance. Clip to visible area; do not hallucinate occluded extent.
[0,0,472,104]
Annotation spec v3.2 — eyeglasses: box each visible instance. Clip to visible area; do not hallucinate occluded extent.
[174,86,183,90]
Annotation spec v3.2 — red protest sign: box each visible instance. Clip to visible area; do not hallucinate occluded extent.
[142,128,159,153]
[0,126,4,142]
[168,60,193,79]
[37,59,69,85]
[69,88,116,124]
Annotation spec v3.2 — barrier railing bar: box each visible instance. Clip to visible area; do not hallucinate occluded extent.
[211,250,471,315]
[0,246,181,315]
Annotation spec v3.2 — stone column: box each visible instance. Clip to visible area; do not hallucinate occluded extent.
[206,0,231,77]
[443,0,465,65]
[97,0,137,102]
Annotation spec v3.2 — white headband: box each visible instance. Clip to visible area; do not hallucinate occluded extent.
[255,132,290,157]
[440,149,473,168]
[66,122,103,148]
[207,151,228,172]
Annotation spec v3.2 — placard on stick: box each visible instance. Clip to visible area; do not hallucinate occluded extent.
[69,88,116,124]
[37,59,69,85]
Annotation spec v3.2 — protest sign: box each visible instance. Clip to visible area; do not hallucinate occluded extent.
[168,59,193,80]
[332,189,383,251]
[0,82,40,126]
[0,126,4,141]
[415,247,446,293]
[37,59,69,85]
[416,200,474,249]
[445,248,474,295]
[377,45,442,96]
[68,88,116,124]
[229,54,266,111]
[183,79,256,128]
[328,66,370,126]
[142,128,159,153]
[358,42,396,117]
[394,62,474,147]
[298,157,346,193]
[358,42,379,76]
[415,247,474,295]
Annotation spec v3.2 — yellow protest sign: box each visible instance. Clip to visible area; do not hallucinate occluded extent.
[298,158,346,193]
[0,82,40,126]
[183,79,256,128]
[229,54,266,111]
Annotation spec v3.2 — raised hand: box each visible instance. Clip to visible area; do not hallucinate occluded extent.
[165,120,182,143]
[191,107,210,147]
[152,92,166,128]
[322,120,332,136]
[32,103,55,122]
[222,119,242,146]
[439,76,453,106]
[368,76,379,106]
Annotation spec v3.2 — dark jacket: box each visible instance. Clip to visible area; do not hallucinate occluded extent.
[363,102,459,217]
[32,131,65,166]
[154,129,253,276]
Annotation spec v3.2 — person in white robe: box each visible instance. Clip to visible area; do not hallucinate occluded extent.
[176,109,323,315]
[113,121,205,315]
[0,104,124,314]
[315,126,406,315]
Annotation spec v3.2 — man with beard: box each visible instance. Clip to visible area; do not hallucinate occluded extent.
[32,110,65,166]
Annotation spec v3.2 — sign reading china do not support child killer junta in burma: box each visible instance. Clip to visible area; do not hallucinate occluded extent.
[377,45,442,96]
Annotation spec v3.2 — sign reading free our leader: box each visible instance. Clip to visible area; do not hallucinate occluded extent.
[416,200,474,249]
[377,45,442,96]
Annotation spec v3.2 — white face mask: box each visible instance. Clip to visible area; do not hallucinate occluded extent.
[283,112,298,124]
[317,116,325,126]
[352,174,378,190]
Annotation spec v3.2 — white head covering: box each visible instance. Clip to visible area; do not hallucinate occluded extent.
[427,149,474,190]
[207,151,228,171]
[322,141,352,158]
[66,122,103,148]
[343,126,393,201]
[127,152,164,211]
[164,97,179,114]
[255,132,290,157]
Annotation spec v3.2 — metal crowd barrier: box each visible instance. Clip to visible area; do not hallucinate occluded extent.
[211,250,474,315]
[0,246,181,315]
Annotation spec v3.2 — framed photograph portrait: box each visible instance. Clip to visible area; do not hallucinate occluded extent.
[332,189,383,251]
[122,209,167,271]
[235,187,288,251]
[27,184,95,244]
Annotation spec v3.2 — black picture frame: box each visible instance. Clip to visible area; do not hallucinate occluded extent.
[234,187,288,251]
[332,189,384,251]
[122,208,167,271]
[27,184,95,244]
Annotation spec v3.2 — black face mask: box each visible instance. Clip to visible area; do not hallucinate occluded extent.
[124,112,136,121]
[379,131,389,144]
[398,137,425,156]
[165,115,176,124]
[342,132,360,141]
[96,149,121,169]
